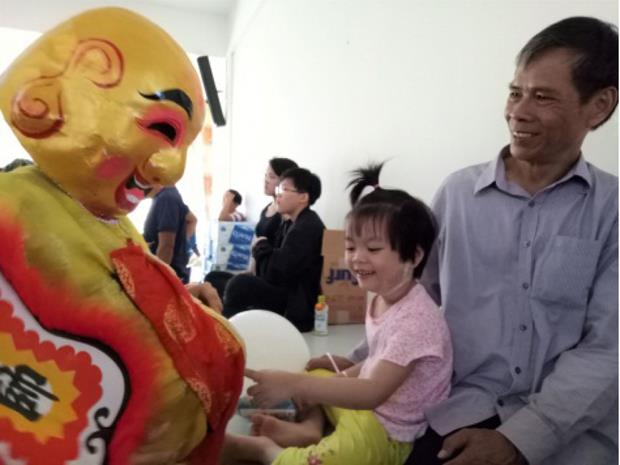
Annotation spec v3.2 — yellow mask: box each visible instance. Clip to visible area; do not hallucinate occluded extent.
[0,7,206,218]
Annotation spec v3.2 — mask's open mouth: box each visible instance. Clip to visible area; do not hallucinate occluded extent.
[115,172,151,212]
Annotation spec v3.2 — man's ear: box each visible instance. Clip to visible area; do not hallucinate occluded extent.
[67,39,124,88]
[300,192,310,208]
[588,86,618,129]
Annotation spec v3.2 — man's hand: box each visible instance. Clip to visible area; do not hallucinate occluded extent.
[438,429,528,465]
[185,282,223,314]
[245,368,299,407]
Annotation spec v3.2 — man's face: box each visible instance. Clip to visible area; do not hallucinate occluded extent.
[275,178,305,216]
[504,48,597,166]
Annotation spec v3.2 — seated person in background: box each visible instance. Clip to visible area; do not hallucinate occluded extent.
[255,157,298,277]
[218,188,246,222]
[223,167,325,332]
[144,185,195,283]
[256,157,298,245]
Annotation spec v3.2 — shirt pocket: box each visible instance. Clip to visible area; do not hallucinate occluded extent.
[531,235,602,307]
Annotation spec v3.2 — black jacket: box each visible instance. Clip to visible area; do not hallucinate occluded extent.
[253,208,325,331]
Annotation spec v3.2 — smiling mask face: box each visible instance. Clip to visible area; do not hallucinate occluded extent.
[0,7,206,218]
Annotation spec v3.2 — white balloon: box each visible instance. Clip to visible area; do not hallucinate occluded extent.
[229,310,310,393]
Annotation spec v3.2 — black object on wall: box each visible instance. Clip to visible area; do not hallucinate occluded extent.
[197,56,226,126]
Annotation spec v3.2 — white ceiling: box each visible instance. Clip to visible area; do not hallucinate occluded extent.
[138,0,237,16]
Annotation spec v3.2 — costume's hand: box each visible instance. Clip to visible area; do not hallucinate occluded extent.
[439,429,528,465]
[185,282,223,314]
[245,368,298,407]
[305,354,354,372]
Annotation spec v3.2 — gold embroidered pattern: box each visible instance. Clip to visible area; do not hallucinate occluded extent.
[214,323,242,358]
[186,377,212,414]
[112,258,135,299]
[163,299,197,343]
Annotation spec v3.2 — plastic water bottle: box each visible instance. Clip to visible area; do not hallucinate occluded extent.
[314,294,329,336]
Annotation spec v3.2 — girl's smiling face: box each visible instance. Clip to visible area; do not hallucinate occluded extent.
[344,218,414,298]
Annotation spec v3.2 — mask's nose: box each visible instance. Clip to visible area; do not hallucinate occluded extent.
[142,147,186,185]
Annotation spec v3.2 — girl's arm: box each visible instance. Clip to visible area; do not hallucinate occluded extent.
[342,361,363,378]
[245,359,414,410]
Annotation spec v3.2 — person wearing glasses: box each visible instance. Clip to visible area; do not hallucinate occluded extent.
[223,167,325,332]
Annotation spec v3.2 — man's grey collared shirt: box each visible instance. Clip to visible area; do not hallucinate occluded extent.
[422,149,618,465]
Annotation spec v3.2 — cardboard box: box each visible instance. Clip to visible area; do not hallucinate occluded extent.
[205,221,254,273]
[321,229,366,324]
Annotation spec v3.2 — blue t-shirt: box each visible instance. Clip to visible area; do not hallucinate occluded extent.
[143,187,190,283]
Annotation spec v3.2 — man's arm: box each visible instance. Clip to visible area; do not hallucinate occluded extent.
[156,231,176,264]
[496,218,618,464]
[185,210,197,239]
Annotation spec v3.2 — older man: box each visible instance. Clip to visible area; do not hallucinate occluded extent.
[410,16,618,465]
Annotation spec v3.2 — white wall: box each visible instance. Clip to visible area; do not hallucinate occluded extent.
[0,0,229,55]
[227,0,619,229]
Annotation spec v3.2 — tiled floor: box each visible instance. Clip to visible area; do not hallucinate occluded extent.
[227,323,365,434]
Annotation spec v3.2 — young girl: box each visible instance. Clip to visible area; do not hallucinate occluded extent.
[223,162,453,465]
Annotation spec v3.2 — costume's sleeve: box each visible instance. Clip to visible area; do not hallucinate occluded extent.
[264,215,323,284]
[497,217,618,464]
[154,195,182,233]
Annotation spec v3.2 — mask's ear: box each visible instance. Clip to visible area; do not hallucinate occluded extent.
[66,39,123,88]
[10,39,123,138]
[11,78,63,138]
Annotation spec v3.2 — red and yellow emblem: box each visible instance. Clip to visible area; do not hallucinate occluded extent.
[0,299,103,463]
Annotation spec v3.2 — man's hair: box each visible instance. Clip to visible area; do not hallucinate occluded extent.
[228,189,242,205]
[269,157,298,177]
[517,16,618,127]
[280,167,322,205]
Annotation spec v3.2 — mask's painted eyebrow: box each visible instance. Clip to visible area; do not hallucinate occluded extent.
[140,89,193,118]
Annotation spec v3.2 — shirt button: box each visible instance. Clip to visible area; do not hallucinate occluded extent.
[522,282,529,290]
[515,366,522,374]
[525,240,531,247]
[528,200,535,207]
[519,324,528,331]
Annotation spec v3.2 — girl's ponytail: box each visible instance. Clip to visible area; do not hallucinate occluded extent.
[346,162,384,206]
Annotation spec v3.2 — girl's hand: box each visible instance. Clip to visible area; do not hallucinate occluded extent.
[305,354,354,372]
[244,368,298,408]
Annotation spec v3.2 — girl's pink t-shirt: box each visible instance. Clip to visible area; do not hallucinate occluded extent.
[359,283,453,442]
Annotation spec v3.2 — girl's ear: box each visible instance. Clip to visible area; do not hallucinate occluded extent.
[413,246,425,270]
